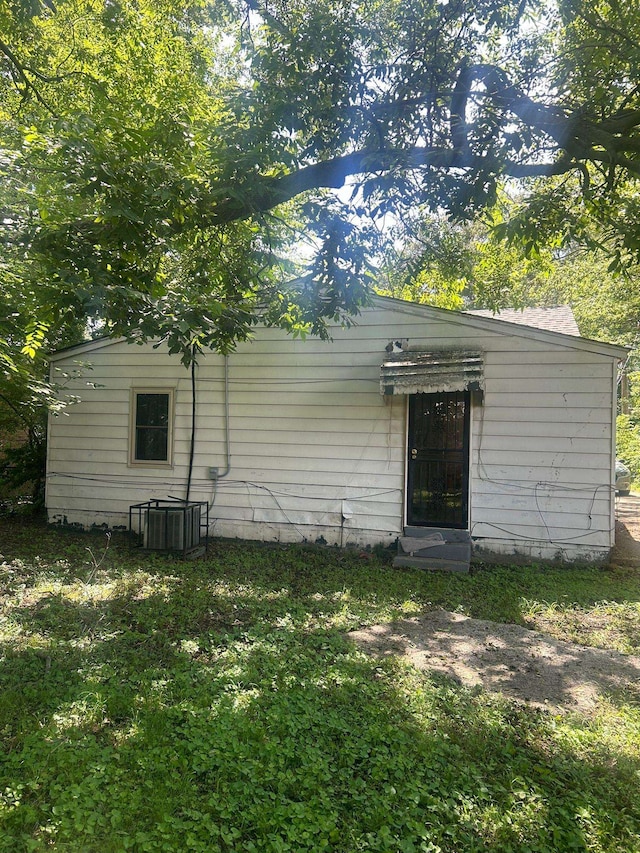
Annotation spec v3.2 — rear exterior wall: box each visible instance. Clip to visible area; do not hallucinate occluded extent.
[46,303,618,562]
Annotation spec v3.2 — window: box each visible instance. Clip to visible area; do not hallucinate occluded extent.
[130,389,174,465]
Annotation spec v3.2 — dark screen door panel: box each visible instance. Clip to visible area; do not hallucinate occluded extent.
[407,392,469,528]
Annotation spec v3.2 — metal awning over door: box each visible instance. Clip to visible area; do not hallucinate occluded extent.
[380,349,484,396]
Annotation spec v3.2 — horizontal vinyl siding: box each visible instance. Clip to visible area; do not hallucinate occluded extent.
[47,320,407,545]
[49,431,402,453]
[468,342,615,556]
[484,362,613,380]
[476,420,610,439]
[47,304,617,556]
[474,435,609,454]
[47,458,404,488]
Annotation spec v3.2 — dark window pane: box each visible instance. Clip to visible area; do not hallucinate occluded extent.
[136,394,169,427]
[134,393,169,461]
[136,426,168,461]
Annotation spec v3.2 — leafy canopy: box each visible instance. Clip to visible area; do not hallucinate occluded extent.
[3,0,640,363]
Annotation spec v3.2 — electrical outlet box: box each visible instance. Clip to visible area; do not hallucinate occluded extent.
[208,467,219,480]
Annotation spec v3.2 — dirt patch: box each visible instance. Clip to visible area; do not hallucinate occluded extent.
[348,610,640,713]
[611,494,640,566]
[348,497,640,715]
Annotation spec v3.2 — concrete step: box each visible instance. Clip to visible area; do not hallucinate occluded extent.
[398,539,471,562]
[394,526,471,573]
[393,555,470,573]
[403,526,471,542]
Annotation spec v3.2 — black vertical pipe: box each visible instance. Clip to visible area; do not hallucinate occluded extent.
[185,349,197,502]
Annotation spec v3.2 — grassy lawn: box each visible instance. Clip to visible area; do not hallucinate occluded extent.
[1,518,639,852]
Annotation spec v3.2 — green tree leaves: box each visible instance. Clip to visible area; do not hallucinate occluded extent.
[3,0,640,369]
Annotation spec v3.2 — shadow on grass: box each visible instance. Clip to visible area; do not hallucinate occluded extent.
[1,525,640,851]
[1,618,639,852]
[3,518,640,617]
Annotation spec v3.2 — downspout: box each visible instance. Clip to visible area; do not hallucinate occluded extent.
[218,354,231,478]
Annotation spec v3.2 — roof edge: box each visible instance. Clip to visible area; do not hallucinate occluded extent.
[370,295,629,359]
[49,336,128,361]
[49,297,629,362]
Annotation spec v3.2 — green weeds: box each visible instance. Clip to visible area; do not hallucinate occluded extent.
[0,520,639,851]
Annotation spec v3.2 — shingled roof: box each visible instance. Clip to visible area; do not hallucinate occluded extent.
[465,305,580,336]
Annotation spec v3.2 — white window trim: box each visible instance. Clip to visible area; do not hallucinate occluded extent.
[129,387,175,468]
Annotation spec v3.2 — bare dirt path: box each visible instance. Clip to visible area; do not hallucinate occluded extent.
[611,494,640,566]
[348,497,640,714]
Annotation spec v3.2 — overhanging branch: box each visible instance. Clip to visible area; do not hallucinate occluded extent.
[200,147,576,226]
[455,62,640,174]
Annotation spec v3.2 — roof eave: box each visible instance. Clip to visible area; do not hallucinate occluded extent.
[48,336,128,361]
[370,295,629,359]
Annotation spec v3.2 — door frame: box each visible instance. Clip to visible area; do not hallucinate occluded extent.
[405,391,471,529]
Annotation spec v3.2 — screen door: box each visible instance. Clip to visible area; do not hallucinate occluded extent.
[407,391,470,528]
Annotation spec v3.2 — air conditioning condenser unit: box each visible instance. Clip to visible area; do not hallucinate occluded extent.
[129,499,208,556]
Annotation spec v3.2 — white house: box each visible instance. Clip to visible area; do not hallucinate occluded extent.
[46,297,626,567]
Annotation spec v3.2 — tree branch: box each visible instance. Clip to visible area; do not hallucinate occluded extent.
[450,60,472,156]
[0,37,106,115]
[197,147,580,226]
[0,38,56,114]
[450,62,640,175]
[36,145,579,254]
